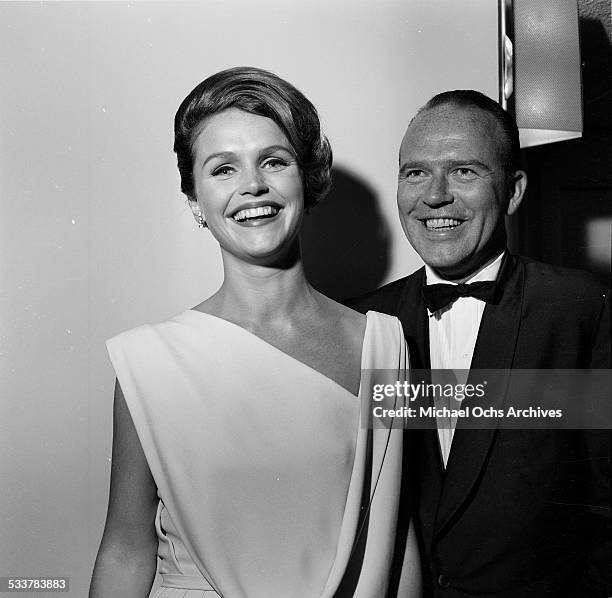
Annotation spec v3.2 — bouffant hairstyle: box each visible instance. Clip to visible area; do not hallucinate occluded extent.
[174,66,332,210]
[416,89,521,176]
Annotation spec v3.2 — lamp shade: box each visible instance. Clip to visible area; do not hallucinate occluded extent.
[500,0,583,148]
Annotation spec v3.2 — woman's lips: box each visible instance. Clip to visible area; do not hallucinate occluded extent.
[232,205,280,222]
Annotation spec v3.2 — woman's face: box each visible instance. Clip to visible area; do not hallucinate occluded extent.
[191,108,304,264]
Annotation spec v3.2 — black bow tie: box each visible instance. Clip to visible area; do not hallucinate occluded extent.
[422,281,499,312]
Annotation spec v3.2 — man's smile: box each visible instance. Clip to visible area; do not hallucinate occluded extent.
[421,217,465,230]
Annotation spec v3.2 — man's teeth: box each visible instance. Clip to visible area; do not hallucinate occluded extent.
[425,218,462,229]
[233,206,279,222]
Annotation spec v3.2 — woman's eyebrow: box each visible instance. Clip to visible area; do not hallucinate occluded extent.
[259,144,296,157]
[201,151,236,169]
[201,145,296,169]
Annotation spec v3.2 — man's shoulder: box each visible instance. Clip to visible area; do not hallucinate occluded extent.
[344,268,424,316]
[515,255,609,301]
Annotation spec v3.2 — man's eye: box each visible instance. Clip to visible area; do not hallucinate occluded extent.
[404,169,426,180]
[262,158,288,170]
[211,165,234,177]
[455,168,477,179]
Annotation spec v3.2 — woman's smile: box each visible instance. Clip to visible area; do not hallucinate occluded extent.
[191,108,304,262]
[230,201,282,224]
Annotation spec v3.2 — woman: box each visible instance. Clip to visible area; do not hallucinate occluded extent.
[90,67,420,598]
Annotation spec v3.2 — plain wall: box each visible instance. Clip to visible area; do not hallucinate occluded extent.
[0,1,497,595]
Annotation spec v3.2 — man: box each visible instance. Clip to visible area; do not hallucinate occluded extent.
[348,91,610,597]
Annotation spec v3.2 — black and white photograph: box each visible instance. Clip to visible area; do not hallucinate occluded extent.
[1,1,610,597]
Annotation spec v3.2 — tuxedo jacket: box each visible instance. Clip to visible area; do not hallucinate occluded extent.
[348,254,611,598]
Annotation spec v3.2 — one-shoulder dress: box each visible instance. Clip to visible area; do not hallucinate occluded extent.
[106,309,413,598]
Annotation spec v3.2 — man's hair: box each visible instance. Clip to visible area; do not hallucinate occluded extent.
[174,66,332,210]
[416,90,520,174]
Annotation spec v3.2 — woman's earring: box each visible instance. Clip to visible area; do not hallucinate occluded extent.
[187,198,207,229]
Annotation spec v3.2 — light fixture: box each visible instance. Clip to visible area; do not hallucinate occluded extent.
[499,0,583,148]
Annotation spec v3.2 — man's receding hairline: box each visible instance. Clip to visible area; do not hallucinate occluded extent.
[409,102,502,128]
[400,102,512,169]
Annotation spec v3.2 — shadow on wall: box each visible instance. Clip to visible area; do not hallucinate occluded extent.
[301,165,391,301]
[580,15,612,129]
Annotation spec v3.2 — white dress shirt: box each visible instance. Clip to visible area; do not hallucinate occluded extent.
[426,252,504,466]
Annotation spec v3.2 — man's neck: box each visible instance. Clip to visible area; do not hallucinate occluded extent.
[426,251,506,285]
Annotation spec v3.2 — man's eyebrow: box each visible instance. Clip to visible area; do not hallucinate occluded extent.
[398,161,427,175]
[445,159,492,171]
[398,159,493,173]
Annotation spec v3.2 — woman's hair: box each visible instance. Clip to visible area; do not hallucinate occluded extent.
[174,66,333,210]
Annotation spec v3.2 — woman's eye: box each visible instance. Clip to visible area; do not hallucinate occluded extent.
[262,158,288,170]
[211,165,234,177]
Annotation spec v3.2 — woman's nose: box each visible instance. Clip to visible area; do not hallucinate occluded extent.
[239,167,269,196]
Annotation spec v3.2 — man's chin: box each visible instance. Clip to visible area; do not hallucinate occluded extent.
[412,243,470,277]
[426,252,503,283]
[427,263,472,282]
[410,240,475,279]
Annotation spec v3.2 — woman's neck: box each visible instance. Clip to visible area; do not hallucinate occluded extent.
[206,248,320,326]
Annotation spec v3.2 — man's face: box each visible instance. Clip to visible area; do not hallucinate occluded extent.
[397,104,525,281]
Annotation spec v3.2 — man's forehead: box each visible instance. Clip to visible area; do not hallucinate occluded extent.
[400,104,505,159]
[408,104,499,135]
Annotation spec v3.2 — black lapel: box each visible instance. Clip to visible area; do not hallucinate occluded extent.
[398,268,444,550]
[397,267,430,370]
[469,253,523,370]
[434,254,525,537]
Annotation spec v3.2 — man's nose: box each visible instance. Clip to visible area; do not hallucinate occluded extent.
[424,173,451,207]
[239,166,269,196]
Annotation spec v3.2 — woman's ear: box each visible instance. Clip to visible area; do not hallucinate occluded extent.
[507,170,527,216]
[188,198,207,228]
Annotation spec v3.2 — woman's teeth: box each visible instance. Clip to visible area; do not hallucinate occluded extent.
[233,206,279,222]
[425,218,462,229]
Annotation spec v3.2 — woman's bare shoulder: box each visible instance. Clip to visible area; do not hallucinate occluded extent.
[318,295,367,341]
